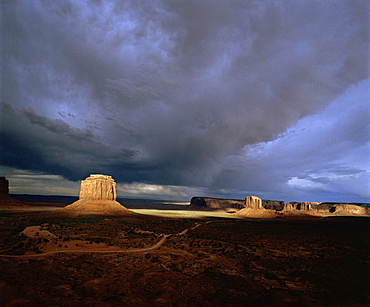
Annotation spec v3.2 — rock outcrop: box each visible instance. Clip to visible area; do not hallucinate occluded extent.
[190,195,370,217]
[263,200,285,211]
[79,174,117,201]
[284,202,319,211]
[0,177,28,209]
[190,196,285,211]
[329,204,369,215]
[245,196,263,209]
[64,174,131,216]
[284,201,370,216]
[315,203,370,215]
[190,197,245,211]
[236,196,277,218]
[0,177,9,194]
[283,203,294,211]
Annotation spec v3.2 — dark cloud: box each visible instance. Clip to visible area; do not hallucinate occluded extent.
[24,107,96,141]
[0,103,139,181]
[210,80,370,202]
[1,0,369,201]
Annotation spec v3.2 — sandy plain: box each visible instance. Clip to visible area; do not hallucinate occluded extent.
[0,198,369,306]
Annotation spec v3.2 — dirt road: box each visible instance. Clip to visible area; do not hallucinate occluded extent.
[0,222,201,259]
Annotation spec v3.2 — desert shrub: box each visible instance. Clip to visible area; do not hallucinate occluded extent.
[151,256,159,263]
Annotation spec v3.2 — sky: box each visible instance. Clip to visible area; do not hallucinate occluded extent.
[1,0,369,203]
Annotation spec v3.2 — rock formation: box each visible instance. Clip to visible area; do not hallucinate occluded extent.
[0,177,9,194]
[245,196,263,209]
[64,174,131,216]
[300,202,313,211]
[190,197,245,211]
[283,202,370,216]
[263,200,285,211]
[329,204,369,215]
[284,202,319,211]
[190,196,285,211]
[315,203,370,215]
[283,203,294,211]
[0,177,28,209]
[189,194,369,218]
[79,174,117,201]
[236,196,278,218]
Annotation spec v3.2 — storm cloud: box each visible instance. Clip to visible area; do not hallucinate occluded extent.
[1,0,369,202]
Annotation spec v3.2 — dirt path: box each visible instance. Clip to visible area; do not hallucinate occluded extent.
[177,222,209,235]
[0,235,168,259]
[0,221,206,259]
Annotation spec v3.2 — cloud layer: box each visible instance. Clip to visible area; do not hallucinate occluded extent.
[211,80,370,202]
[1,0,369,201]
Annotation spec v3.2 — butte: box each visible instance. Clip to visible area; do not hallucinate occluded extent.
[63,174,131,216]
[0,177,28,209]
[235,196,277,218]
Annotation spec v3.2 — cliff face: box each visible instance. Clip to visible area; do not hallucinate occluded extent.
[190,196,276,218]
[316,203,370,215]
[190,197,245,210]
[245,196,263,209]
[64,174,130,216]
[263,200,285,211]
[284,202,319,211]
[236,196,279,218]
[283,202,370,216]
[0,177,28,208]
[79,174,117,201]
[0,177,9,194]
[190,196,285,211]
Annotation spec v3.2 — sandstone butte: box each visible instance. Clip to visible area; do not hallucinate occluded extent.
[283,201,370,216]
[0,177,28,209]
[236,196,278,218]
[191,195,369,217]
[63,174,131,217]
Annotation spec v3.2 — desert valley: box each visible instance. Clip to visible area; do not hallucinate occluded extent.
[0,175,369,306]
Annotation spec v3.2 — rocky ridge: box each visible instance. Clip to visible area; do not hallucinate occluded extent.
[284,201,370,216]
[191,195,369,217]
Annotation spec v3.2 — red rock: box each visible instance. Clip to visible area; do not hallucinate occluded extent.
[245,196,264,209]
[64,174,131,216]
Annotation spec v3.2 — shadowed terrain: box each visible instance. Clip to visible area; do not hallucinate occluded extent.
[0,204,369,306]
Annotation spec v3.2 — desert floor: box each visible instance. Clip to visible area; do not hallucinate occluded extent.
[0,208,369,306]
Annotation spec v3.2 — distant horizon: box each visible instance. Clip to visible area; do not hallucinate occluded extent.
[9,192,370,206]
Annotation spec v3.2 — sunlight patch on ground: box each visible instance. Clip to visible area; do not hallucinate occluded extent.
[131,209,241,219]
